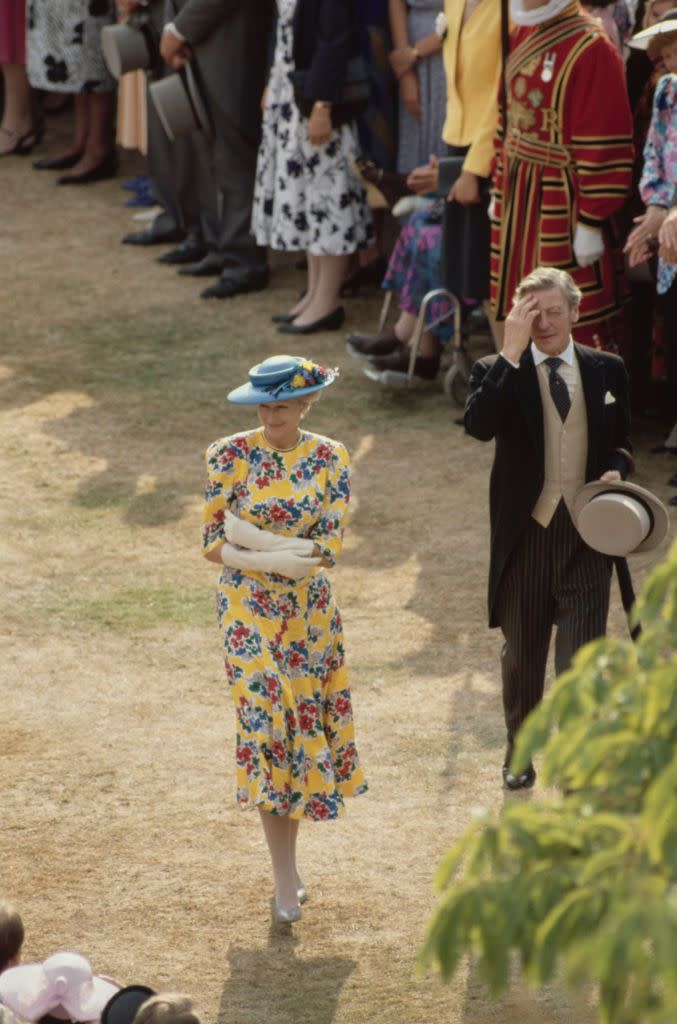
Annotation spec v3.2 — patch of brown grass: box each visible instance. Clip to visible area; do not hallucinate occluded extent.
[1,132,674,1024]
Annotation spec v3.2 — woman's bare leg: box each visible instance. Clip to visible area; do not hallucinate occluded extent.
[289,817,304,894]
[258,809,299,910]
[288,253,320,317]
[394,310,416,343]
[0,64,34,153]
[67,91,115,175]
[292,253,349,326]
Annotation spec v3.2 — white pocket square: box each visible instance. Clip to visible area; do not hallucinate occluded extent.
[604,391,616,405]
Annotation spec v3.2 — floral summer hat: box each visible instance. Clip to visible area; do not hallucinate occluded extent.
[227,355,338,404]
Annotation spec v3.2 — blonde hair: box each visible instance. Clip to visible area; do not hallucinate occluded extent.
[514,266,582,308]
[133,995,201,1024]
[0,900,24,972]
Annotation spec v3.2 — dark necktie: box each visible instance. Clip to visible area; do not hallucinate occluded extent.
[544,357,571,421]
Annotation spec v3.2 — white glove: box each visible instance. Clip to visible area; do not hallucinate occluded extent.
[573,223,604,267]
[487,193,496,222]
[220,542,320,579]
[224,510,315,555]
[392,195,434,218]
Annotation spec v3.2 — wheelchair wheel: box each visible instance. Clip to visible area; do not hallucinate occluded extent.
[443,363,468,407]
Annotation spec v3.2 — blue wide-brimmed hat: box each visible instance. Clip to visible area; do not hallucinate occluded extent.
[227,355,338,404]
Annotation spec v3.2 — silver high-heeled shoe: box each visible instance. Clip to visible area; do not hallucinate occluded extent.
[273,901,301,924]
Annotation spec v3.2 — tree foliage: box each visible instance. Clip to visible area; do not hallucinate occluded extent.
[420,538,677,1024]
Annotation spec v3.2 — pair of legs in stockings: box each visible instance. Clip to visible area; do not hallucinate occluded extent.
[391,299,503,361]
[258,808,305,912]
[53,91,115,176]
[287,253,348,326]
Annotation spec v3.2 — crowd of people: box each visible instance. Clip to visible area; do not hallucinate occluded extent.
[0,0,675,432]
[0,902,199,1024]
[1,0,676,958]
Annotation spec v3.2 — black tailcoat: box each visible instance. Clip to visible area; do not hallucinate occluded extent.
[464,346,633,627]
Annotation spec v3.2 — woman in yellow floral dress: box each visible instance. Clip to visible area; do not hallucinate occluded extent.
[202,355,367,923]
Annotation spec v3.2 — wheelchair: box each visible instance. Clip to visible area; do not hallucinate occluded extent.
[361,288,495,407]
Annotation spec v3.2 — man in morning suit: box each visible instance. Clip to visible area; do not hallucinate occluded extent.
[118,0,209,250]
[159,0,273,298]
[464,266,633,789]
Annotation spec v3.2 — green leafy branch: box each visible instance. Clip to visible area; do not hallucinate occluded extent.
[420,538,677,1024]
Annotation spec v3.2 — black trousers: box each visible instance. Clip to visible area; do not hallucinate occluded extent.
[495,501,612,742]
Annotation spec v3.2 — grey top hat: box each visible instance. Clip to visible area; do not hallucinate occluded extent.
[573,480,669,556]
[149,63,211,142]
[101,22,156,79]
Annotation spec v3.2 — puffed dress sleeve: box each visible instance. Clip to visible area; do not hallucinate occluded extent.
[639,74,677,211]
[309,442,351,567]
[202,435,249,557]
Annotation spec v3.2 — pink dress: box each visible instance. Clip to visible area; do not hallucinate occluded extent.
[0,0,25,65]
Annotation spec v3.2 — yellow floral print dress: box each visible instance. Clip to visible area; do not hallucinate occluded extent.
[202,427,368,820]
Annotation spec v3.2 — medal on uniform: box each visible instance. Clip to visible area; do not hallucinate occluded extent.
[541,51,556,82]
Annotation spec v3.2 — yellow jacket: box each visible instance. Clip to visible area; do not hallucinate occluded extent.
[442,0,502,178]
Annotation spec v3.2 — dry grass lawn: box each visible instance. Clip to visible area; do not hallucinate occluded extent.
[2,121,675,1024]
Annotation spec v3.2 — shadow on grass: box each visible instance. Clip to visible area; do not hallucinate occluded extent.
[217,931,355,1024]
[75,470,189,526]
[1,302,460,532]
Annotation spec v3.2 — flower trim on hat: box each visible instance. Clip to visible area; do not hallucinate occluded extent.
[272,360,337,396]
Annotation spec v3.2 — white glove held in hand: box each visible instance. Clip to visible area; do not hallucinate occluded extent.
[225,510,315,555]
[573,223,604,267]
[220,542,320,579]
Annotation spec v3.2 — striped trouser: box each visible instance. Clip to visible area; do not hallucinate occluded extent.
[495,500,612,742]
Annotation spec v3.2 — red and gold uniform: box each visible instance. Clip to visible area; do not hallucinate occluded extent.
[491,4,633,348]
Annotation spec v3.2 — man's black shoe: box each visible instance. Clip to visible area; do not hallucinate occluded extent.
[157,241,208,266]
[502,744,536,790]
[178,252,228,277]
[201,267,269,299]
[122,213,184,246]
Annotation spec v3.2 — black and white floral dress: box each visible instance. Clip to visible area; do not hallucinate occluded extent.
[252,0,373,255]
[27,0,116,94]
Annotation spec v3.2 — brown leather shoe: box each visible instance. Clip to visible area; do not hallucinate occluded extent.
[345,332,402,359]
[369,348,440,381]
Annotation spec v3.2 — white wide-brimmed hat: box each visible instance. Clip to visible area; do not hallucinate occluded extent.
[101,22,157,79]
[0,953,120,1023]
[628,9,677,50]
[149,64,211,142]
[573,480,669,556]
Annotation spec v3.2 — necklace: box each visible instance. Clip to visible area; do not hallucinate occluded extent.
[262,429,303,453]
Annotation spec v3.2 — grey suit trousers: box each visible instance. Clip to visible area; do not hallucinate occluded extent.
[145,0,209,235]
[197,103,266,271]
[495,500,612,742]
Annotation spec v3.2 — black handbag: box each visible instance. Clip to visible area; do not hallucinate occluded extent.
[438,151,491,301]
[289,55,370,125]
